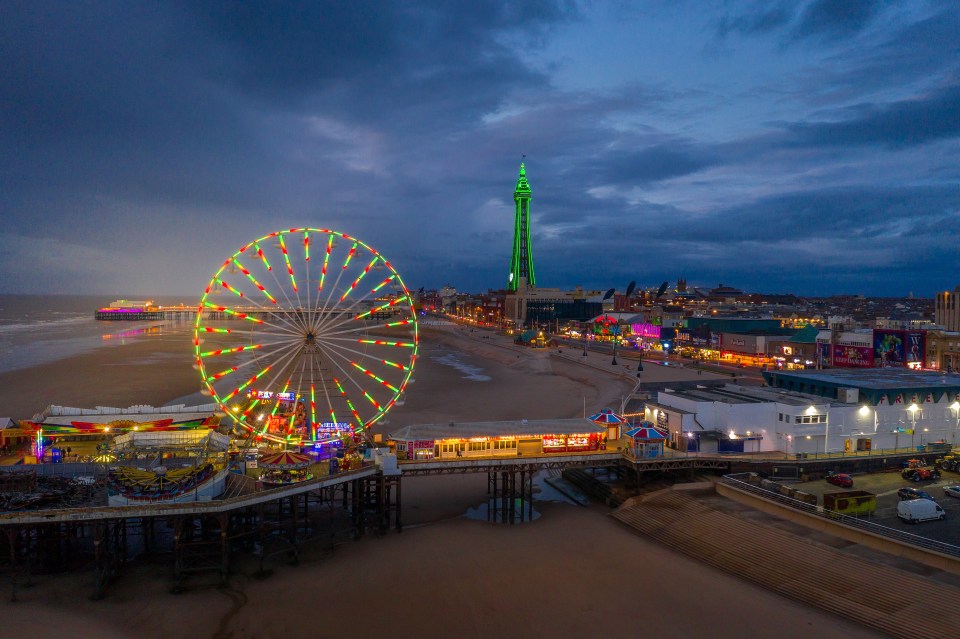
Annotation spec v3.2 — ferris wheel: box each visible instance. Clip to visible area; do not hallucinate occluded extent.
[193,228,418,446]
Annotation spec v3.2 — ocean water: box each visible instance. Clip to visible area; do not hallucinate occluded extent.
[0,294,195,374]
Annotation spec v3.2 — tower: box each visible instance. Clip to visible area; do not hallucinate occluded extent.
[508,162,536,291]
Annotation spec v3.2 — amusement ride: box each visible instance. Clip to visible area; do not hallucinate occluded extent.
[193,228,418,448]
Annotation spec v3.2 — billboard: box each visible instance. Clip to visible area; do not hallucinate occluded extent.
[630,322,661,339]
[905,331,926,368]
[831,344,874,368]
[873,330,905,367]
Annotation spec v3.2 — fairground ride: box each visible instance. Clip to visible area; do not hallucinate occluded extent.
[194,228,418,447]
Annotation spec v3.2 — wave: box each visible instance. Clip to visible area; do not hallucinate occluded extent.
[0,316,92,335]
[433,353,491,381]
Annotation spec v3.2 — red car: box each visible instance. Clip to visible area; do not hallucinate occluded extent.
[825,472,853,488]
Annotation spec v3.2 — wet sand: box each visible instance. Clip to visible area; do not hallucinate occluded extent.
[0,325,199,419]
[0,323,884,638]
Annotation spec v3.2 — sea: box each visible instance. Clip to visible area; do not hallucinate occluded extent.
[0,294,195,374]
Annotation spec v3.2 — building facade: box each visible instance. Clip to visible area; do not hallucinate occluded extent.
[936,286,960,331]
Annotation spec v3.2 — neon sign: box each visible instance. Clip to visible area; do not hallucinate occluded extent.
[247,389,296,401]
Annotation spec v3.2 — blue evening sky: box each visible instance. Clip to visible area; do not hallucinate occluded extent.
[1,1,957,296]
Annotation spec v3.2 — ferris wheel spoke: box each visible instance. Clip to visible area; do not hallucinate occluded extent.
[255,329,305,342]
[254,241,273,272]
[338,256,379,304]
[315,291,408,337]
[312,241,354,332]
[230,254,308,335]
[318,337,413,374]
[243,343,307,432]
[207,284,302,337]
[201,301,266,325]
[317,341,389,427]
[332,375,365,431]
[317,234,335,295]
[197,343,266,358]
[231,257,278,304]
[303,230,313,335]
[215,339,299,397]
[342,337,417,348]
[218,364,274,404]
[261,234,308,332]
[277,233,299,295]
[316,316,413,341]
[310,352,340,430]
[312,271,396,335]
[349,361,400,393]
[201,342,296,383]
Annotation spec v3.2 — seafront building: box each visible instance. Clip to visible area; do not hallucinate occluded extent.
[389,418,607,460]
[935,286,960,331]
[645,369,960,455]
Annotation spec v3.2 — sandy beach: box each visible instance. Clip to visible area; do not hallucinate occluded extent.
[0,324,199,419]
[0,322,884,638]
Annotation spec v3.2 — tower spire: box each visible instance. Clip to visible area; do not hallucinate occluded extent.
[508,162,536,291]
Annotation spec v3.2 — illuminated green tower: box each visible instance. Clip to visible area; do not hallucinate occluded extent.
[508,162,536,291]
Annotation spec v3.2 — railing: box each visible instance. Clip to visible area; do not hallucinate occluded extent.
[719,474,960,559]
[0,462,111,478]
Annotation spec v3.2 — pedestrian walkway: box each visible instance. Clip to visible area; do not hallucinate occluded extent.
[612,489,960,638]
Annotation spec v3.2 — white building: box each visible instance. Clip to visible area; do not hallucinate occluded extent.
[647,380,960,456]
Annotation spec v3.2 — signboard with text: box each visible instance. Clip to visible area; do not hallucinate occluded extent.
[831,344,874,368]
[906,331,926,368]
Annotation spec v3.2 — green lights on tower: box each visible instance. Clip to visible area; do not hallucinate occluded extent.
[508,162,536,291]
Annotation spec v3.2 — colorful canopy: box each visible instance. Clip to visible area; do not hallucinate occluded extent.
[258,451,312,469]
[625,426,666,440]
[588,408,625,424]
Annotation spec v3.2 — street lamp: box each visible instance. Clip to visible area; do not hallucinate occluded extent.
[908,403,919,450]
[611,326,619,366]
[582,322,589,357]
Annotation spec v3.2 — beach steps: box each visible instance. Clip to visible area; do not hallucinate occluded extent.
[561,468,625,507]
[611,490,960,638]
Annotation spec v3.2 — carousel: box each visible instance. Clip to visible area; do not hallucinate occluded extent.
[257,451,314,486]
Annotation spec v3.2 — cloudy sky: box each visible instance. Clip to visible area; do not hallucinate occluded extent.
[2,1,958,297]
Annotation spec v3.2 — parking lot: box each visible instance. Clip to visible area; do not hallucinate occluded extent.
[793,468,960,545]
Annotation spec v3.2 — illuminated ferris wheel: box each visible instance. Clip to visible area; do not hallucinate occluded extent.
[193,228,418,446]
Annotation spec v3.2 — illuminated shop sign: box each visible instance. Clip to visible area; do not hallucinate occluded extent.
[247,390,297,401]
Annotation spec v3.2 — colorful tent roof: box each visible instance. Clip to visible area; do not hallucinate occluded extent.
[624,426,666,440]
[258,451,312,469]
[588,408,625,424]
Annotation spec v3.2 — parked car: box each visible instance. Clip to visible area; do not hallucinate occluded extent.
[944,485,960,499]
[825,472,853,488]
[897,487,935,501]
[897,499,945,523]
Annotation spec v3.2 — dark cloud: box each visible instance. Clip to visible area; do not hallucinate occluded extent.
[716,0,891,43]
[716,1,794,37]
[0,1,958,297]
[792,0,885,41]
[782,82,960,149]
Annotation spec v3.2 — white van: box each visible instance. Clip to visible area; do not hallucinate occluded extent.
[897,499,945,523]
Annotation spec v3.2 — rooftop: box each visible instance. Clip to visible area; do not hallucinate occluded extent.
[763,368,960,391]
[661,384,835,407]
